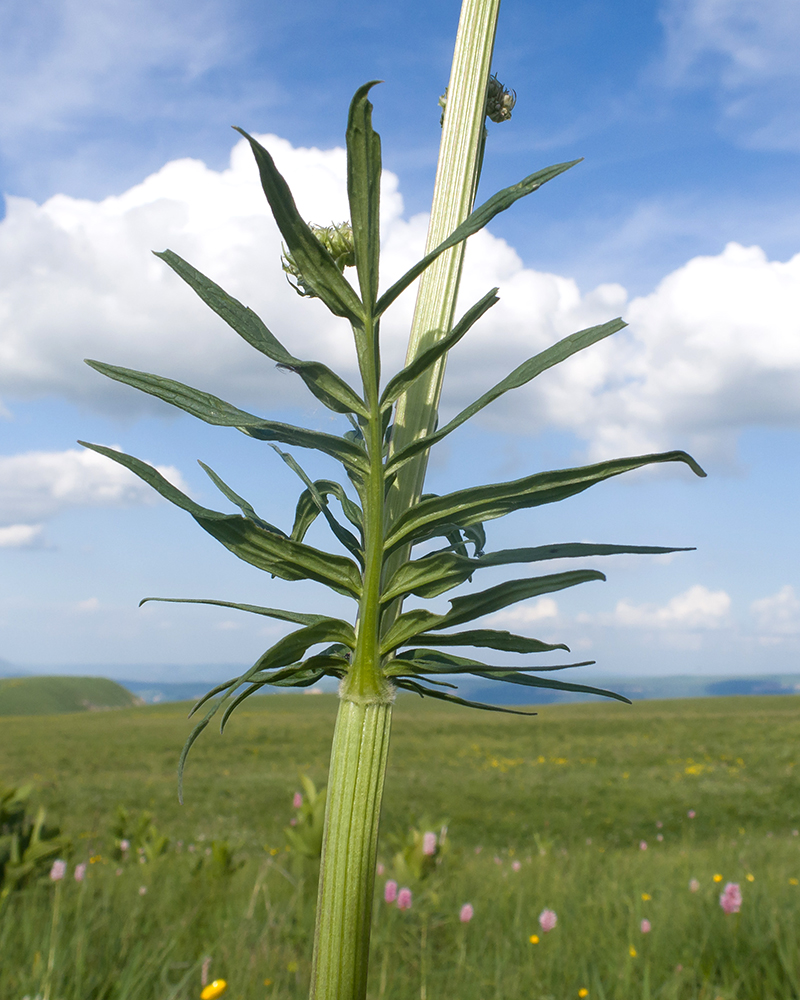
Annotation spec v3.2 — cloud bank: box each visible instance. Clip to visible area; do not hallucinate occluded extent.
[1,134,799,467]
[0,447,186,546]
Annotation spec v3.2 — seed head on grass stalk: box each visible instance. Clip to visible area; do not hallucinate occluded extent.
[80,2,704,998]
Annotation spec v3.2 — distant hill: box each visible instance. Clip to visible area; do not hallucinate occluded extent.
[0,676,142,716]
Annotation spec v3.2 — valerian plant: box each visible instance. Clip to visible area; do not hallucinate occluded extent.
[80,1,704,997]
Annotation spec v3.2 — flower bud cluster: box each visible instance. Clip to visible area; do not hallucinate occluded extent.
[282,222,355,298]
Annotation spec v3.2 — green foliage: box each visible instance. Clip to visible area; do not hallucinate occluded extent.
[0,783,67,898]
[110,807,169,863]
[285,776,327,859]
[81,82,704,778]
[2,695,800,999]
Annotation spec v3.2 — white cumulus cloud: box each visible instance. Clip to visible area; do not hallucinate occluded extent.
[609,584,731,629]
[1,134,799,465]
[0,523,44,548]
[751,584,800,635]
[488,597,559,627]
[0,447,187,527]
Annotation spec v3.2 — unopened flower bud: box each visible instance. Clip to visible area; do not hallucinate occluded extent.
[281,221,355,298]
[486,74,516,123]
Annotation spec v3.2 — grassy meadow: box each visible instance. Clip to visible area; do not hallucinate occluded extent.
[2,691,800,999]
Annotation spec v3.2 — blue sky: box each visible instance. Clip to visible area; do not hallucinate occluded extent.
[1,0,799,681]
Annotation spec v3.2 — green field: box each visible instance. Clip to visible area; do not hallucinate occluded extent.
[2,692,799,999]
[0,675,140,716]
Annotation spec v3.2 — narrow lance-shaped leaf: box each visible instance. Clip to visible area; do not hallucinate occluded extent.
[380,569,605,653]
[84,361,369,474]
[383,541,694,602]
[219,654,349,732]
[198,460,286,535]
[375,160,580,316]
[346,81,383,312]
[394,677,538,716]
[385,451,707,552]
[389,650,594,674]
[386,318,626,474]
[397,658,631,704]
[404,628,569,654]
[234,128,364,325]
[154,250,368,417]
[291,479,364,543]
[138,597,333,628]
[271,446,364,565]
[379,288,499,411]
[79,442,363,598]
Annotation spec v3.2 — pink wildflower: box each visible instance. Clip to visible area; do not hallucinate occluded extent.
[138,886,147,896]
[384,880,398,904]
[656,821,663,829]
[474,846,482,854]
[719,882,742,914]
[689,878,700,892]
[538,909,557,933]
[397,887,412,910]
[422,832,437,856]
[376,863,385,876]
[293,792,303,809]
[74,863,87,882]
[687,810,696,819]
[460,903,474,923]
[49,860,66,881]
[639,841,648,851]
[657,834,664,842]
[512,860,521,872]
[119,839,130,852]
[115,868,123,876]
[640,919,651,933]
[289,818,297,826]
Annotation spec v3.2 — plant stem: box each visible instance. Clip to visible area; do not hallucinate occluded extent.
[310,698,393,1000]
[387,0,502,527]
[310,5,501,998]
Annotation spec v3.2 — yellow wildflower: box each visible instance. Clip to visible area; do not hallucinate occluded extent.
[579,990,589,998]
[789,878,799,886]
[629,945,637,958]
[200,981,227,1000]
[746,873,755,882]
[641,893,651,901]
[529,934,539,944]
[713,873,723,882]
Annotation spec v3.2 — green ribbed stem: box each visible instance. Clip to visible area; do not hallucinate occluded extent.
[388,0,502,525]
[310,696,393,1000]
